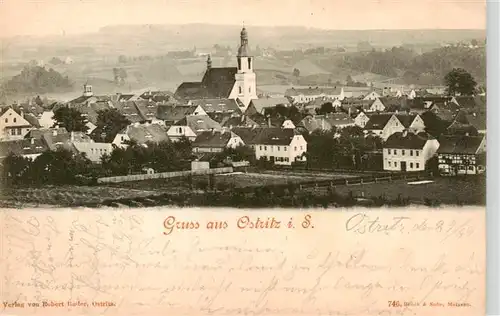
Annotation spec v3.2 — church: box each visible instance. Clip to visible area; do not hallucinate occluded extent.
[174,27,258,111]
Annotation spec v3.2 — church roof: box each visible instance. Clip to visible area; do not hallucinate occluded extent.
[175,67,237,100]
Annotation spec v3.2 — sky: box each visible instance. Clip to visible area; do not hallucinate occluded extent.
[0,0,487,38]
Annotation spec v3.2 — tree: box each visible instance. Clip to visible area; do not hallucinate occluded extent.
[471,39,478,47]
[317,102,334,115]
[346,75,353,85]
[1,153,30,184]
[444,68,477,96]
[293,68,300,78]
[53,107,88,132]
[93,109,130,142]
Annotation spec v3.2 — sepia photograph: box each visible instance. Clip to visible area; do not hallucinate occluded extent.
[0,0,487,210]
[0,1,490,315]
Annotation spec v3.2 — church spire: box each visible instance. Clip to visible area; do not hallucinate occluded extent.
[237,26,250,57]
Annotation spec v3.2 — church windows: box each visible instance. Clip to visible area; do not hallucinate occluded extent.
[237,58,241,70]
[248,58,252,70]
[239,86,242,94]
[249,86,251,93]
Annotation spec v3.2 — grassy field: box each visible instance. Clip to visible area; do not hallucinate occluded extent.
[331,176,486,205]
[0,172,485,208]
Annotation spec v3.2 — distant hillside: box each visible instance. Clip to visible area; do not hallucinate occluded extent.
[0,66,74,96]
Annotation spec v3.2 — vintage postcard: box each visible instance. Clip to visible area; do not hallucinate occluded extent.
[0,0,487,315]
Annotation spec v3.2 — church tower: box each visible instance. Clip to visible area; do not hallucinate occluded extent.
[233,27,257,109]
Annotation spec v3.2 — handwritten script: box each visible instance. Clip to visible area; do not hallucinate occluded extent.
[0,207,485,316]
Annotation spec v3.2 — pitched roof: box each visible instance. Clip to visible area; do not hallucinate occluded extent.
[23,113,41,128]
[112,101,144,123]
[207,112,234,125]
[139,90,176,103]
[157,105,198,121]
[222,115,258,128]
[190,98,242,114]
[175,115,222,134]
[250,97,291,114]
[126,124,169,144]
[134,100,159,121]
[384,131,432,149]
[12,103,45,116]
[364,114,394,130]
[193,131,236,148]
[395,114,418,128]
[0,138,48,158]
[232,127,300,145]
[437,135,485,154]
[465,113,487,130]
[175,67,238,100]
[299,113,355,132]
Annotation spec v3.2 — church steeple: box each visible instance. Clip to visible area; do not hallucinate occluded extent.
[237,27,250,57]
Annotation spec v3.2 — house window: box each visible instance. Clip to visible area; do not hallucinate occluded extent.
[468,166,474,171]
[416,151,420,156]
[294,146,297,151]
[402,150,405,156]
[394,150,397,155]
[264,146,267,150]
[10,129,15,135]
[285,157,289,162]
[284,147,287,151]
[17,128,21,135]
[394,162,398,167]
[416,163,420,169]
[278,146,280,151]
[13,118,16,123]
[300,146,303,150]
[410,150,413,156]
[249,87,251,93]
[259,145,262,150]
[388,161,391,167]
[4,118,7,123]
[410,163,413,168]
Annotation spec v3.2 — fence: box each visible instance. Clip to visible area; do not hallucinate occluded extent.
[97,167,233,184]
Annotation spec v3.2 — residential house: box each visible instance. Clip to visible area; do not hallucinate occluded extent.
[285,87,344,104]
[232,127,307,165]
[354,112,370,128]
[167,115,222,142]
[437,135,486,175]
[113,123,170,147]
[246,97,291,115]
[363,91,382,101]
[139,90,176,103]
[192,130,244,153]
[450,96,486,110]
[281,119,296,129]
[112,101,145,124]
[341,98,374,116]
[299,113,355,133]
[383,131,439,172]
[0,138,48,160]
[465,112,486,134]
[363,114,404,140]
[302,97,337,115]
[72,141,114,163]
[222,115,258,129]
[133,100,163,124]
[188,98,243,115]
[367,98,386,112]
[0,107,34,140]
[175,28,258,110]
[156,105,206,125]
